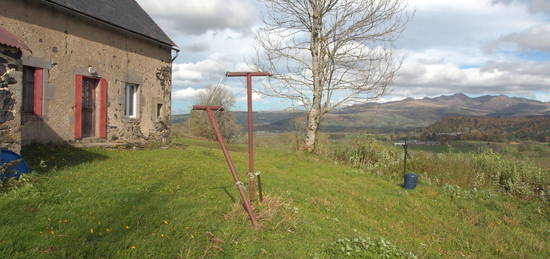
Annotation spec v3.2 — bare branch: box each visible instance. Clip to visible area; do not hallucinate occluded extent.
[255,0,410,151]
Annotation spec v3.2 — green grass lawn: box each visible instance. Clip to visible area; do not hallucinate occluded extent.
[1,137,548,258]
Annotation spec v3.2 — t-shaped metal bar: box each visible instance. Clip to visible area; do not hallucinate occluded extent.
[226,72,272,77]
[192,105,258,228]
[225,72,272,203]
[192,105,224,111]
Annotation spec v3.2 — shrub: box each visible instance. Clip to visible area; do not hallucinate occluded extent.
[321,133,550,201]
[471,150,549,200]
[188,85,242,143]
[0,174,34,195]
[328,134,401,175]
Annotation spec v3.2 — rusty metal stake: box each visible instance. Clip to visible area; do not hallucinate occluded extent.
[226,72,271,203]
[192,105,259,228]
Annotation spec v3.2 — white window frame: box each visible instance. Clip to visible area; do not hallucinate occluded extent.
[124,83,139,118]
[156,103,163,120]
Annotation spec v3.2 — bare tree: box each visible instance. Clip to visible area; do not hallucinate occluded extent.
[256,0,410,152]
[189,85,242,142]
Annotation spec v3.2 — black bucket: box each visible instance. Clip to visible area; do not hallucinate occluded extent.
[403,173,417,190]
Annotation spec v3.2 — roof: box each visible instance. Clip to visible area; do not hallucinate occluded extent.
[0,26,31,52]
[42,0,177,47]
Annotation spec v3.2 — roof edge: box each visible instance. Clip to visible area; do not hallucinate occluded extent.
[132,0,178,48]
[41,0,178,49]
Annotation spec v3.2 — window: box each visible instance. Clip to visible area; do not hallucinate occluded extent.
[156,103,163,120]
[124,83,138,118]
[22,67,35,113]
[22,66,43,116]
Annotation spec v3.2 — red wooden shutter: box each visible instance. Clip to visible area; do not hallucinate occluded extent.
[98,79,108,138]
[74,75,83,139]
[33,68,43,116]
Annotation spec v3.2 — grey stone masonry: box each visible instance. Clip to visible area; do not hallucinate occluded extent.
[0,44,22,153]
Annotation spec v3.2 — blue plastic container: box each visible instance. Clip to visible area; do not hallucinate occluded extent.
[0,149,30,180]
[403,173,417,190]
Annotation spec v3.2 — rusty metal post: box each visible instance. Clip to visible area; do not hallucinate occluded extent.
[246,74,256,202]
[226,72,271,203]
[192,105,259,228]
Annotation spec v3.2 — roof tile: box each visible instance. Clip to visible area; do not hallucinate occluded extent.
[43,0,176,47]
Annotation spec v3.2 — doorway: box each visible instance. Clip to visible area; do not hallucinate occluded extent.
[74,75,107,140]
[81,77,98,138]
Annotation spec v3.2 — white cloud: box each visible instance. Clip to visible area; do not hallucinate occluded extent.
[239,93,263,102]
[392,58,550,98]
[486,23,550,52]
[492,0,550,14]
[411,0,494,12]
[134,0,550,112]
[172,53,253,87]
[388,0,550,101]
[136,0,258,35]
[535,92,550,102]
[172,55,230,86]
[173,87,206,100]
[399,0,544,50]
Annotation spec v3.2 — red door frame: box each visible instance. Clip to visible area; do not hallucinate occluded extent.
[97,79,108,138]
[74,75,108,139]
[74,75,83,139]
[33,68,44,117]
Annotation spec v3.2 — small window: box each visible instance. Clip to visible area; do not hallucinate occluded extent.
[22,66,35,113]
[22,66,43,116]
[124,83,138,118]
[156,103,163,120]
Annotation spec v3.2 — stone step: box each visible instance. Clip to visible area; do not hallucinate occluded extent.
[75,137,108,144]
[70,142,132,148]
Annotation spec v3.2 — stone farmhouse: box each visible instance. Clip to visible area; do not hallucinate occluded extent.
[0,0,177,153]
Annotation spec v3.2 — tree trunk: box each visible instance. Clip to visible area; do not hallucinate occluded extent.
[304,1,324,153]
[304,100,322,152]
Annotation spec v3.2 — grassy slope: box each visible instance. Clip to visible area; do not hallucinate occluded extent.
[1,138,548,258]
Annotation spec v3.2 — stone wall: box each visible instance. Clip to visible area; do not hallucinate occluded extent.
[0,45,22,153]
[0,0,172,145]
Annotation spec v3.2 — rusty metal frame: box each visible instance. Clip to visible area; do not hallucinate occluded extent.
[192,105,259,228]
[226,72,272,203]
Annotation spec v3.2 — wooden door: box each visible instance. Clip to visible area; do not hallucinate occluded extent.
[81,78,97,138]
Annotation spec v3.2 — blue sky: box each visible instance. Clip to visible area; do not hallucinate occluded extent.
[136,0,550,114]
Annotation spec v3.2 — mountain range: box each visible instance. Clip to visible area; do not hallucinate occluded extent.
[172,94,550,133]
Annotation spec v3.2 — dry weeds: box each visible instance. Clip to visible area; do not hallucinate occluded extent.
[224,195,299,230]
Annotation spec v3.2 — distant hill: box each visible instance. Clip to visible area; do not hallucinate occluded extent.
[171,111,303,131]
[422,116,550,142]
[171,114,189,124]
[172,94,550,132]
